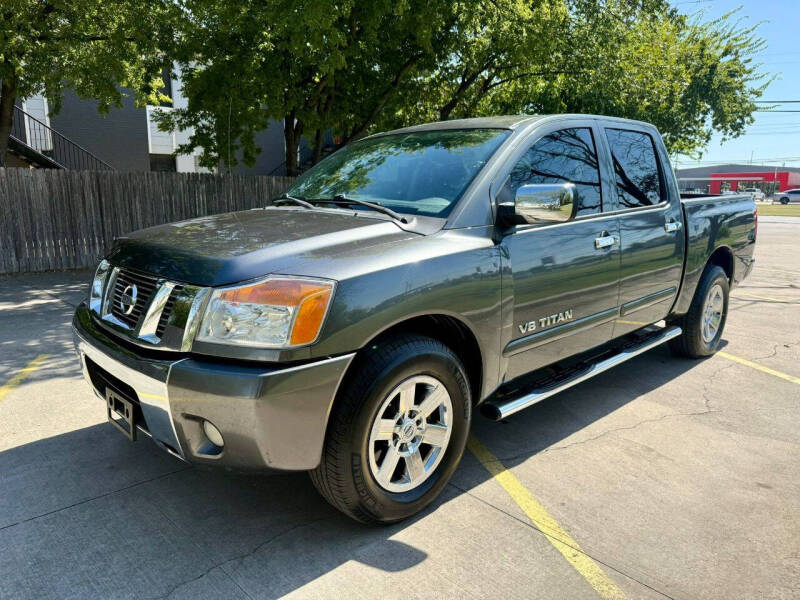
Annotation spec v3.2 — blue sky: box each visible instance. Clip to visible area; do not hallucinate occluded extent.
[672,0,800,169]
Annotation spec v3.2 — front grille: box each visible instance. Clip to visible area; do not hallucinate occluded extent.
[156,285,184,337]
[97,266,197,348]
[110,269,159,328]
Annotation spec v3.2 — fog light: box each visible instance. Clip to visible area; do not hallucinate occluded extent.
[202,420,224,447]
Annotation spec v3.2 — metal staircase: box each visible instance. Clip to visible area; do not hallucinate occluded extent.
[8,104,113,170]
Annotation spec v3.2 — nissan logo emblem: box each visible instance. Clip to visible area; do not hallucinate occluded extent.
[119,284,138,315]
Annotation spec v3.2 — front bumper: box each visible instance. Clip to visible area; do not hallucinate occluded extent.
[72,303,354,471]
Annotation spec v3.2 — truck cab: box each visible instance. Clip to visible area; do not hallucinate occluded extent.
[490,117,686,377]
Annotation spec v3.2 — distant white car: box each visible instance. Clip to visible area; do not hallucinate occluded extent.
[741,187,765,201]
[777,189,800,204]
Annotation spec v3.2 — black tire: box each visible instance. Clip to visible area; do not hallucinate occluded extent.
[668,265,729,358]
[780,197,789,205]
[310,334,471,524]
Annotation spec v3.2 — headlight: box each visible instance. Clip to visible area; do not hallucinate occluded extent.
[89,259,110,314]
[196,276,335,348]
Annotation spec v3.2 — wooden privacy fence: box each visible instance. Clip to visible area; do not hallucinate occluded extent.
[0,168,295,275]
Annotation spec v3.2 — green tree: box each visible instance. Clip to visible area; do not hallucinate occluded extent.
[0,0,177,166]
[396,0,568,126]
[537,1,768,156]
[162,0,767,172]
[397,1,767,157]
[160,0,459,175]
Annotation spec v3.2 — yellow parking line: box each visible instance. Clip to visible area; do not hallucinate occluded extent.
[718,351,800,385]
[731,293,799,304]
[0,354,50,404]
[468,436,626,600]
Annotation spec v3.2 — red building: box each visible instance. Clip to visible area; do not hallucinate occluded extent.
[709,170,800,194]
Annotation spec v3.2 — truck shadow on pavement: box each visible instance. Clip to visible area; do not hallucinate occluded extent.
[0,345,710,599]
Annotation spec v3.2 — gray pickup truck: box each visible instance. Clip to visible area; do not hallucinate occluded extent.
[73,114,756,523]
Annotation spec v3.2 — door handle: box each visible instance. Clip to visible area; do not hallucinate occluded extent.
[594,232,618,249]
[664,219,682,233]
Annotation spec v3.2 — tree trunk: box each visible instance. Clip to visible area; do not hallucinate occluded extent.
[283,113,303,176]
[439,69,482,121]
[312,128,323,165]
[0,72,19,168]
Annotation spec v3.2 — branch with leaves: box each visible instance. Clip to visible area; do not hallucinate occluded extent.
[0,0,177,165]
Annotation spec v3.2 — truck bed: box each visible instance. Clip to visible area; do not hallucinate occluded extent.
[673,194,756,315]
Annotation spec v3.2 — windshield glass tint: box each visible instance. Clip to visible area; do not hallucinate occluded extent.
[288,129,510,218]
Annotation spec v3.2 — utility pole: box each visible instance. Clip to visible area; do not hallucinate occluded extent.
[773,165,779,196]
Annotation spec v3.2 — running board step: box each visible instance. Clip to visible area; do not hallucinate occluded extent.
[481,326,682,421]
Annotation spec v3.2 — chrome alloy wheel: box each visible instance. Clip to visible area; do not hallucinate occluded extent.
[702,283,724,343]
[368,375,453,493]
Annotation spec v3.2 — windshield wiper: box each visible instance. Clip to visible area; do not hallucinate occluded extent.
[273,193,315,210]
[311,194,408,223]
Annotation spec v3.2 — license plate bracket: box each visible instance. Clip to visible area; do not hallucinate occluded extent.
[106,388,137,441]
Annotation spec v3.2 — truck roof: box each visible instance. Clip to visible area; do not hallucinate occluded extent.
[372,114,656,137]
[378,115,545,134]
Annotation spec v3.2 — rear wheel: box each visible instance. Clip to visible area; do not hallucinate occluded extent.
[310,335,471,523]
[669,265,729,358]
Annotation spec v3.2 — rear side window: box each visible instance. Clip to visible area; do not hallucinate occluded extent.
[505,128,603,217]
[604,128,664,208]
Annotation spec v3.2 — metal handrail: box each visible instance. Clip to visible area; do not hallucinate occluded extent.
[8,103,114,170]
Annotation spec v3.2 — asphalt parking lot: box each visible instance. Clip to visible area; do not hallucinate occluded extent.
[1,218,798,600]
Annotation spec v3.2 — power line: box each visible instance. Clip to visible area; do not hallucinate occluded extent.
[742,125,800,130]
[677,163,800,167]
[754,100,800,104]
[735,132,800,136]
[675,156,800,164]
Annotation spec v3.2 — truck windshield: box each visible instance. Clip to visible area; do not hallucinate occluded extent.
[287,129,510,218]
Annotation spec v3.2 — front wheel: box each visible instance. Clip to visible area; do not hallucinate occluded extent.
[310,335,471,523]
[668,265,729,358]
[780,197,790,205]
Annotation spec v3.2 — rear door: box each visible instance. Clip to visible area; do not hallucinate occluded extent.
[498,120,621,380]
[598,124,684,336]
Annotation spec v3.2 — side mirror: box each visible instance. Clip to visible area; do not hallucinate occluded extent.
[514,183,576,224]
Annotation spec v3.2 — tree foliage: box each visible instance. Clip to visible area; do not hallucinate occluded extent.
[160,0,461,174]
[546,1,768,157]
[3,1,764,171]
[0,0,177,165]
[164,0,767,173]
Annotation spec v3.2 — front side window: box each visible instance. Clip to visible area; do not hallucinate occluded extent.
[503,128,603,217]
[605,128,664,208]
[288,129,510,218]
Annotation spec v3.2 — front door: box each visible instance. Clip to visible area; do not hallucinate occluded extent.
[499,125,621,380]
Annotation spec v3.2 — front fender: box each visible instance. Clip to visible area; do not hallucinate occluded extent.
[308,229,504,398]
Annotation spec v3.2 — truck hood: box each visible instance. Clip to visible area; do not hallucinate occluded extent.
[106,207,418,286]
